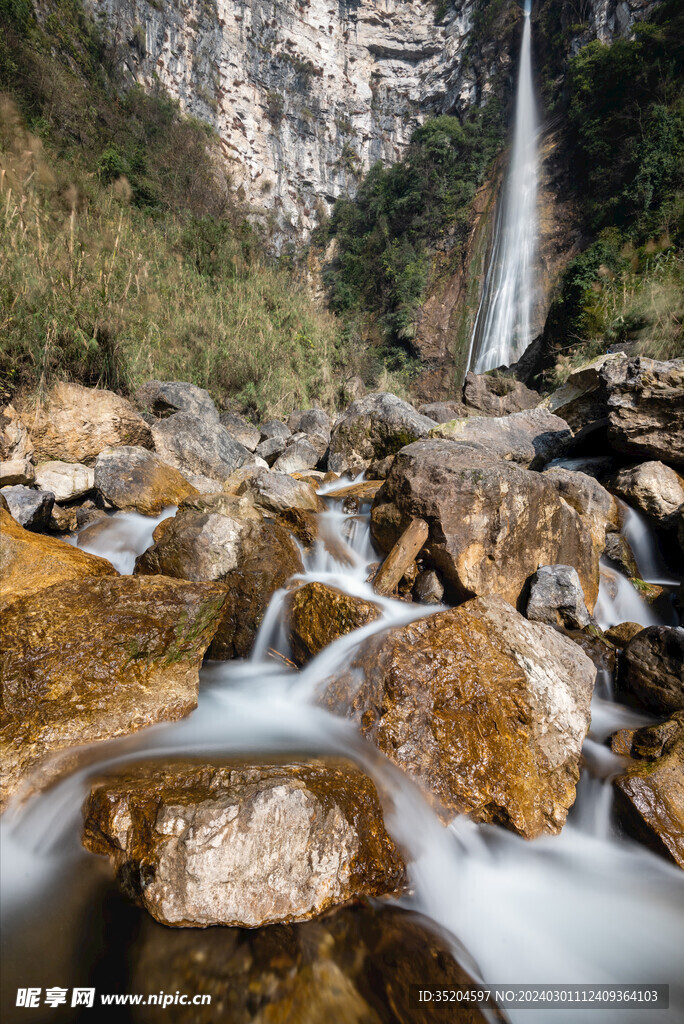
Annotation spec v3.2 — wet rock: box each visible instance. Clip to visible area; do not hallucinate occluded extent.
[287,407,332,440]
[609,461,684,525]
[0,508,115,610]
[218,411,260,451]
[29,382,153,464]
[542,466,620,554]
[617,626,684,714]
[275,506,319,548]
[0,458,35,487]
[255,435,287,465]
[260,419,291,441]
[286,582,381,665]
[604,622,645,647]
[48,503,79,533]
[603,356,684,465]
[413,569,444,604]
[94,446,197,515]
[430,408,572,470]
[135,505,261,581]
[527,565,592,630]
[603,531,640,579]
[323,594,595,838]
[372,440,598,610]
[151,412,254,486]
[417,400,467,422]
[612,713,684,868]
[564,626,616,672]
[134,380,219,422]
[1,577,226,808]
[0,404,33,461]
[33,460,94,502]
[237,468,322,515]
[127,902,501,1024]
[1,485,54,530]
[82,758,405,926]
[272,437,320,475]
[328,393,435,475]
[462,372,540,416]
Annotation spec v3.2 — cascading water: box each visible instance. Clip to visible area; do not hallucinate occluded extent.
[468,0,539,372]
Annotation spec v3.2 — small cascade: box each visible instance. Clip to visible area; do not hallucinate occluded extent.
[469,0,539,372]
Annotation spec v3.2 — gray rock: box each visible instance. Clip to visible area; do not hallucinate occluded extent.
[413,569,444,604]
[34,460,94,502]
[609,461,684,524]
[542,466,620,553]
[0,405,33,461]
[273,438,320,474]
[288,408,332,440]
[617,626,684,714]
[543,353,623,440]
[527,565,592,630]
[237,469,321,515]
[218,411,260,451]
[134,380,219,422]
[430,408,572,470]
[151,412,254,485]
[328,392,436,475]
[602,356,684,465]
[260,419,291,442]
[0,458,35,487]
[1,485,54,530]
[462,372,540,417]
[255,435,288,466]
[417,401,467,423]
[603,532,640,579]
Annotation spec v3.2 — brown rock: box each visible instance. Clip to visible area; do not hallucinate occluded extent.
[603,356,684,465]
[237,468,323,514]
[94,446,198,515]
[609,461,684,524]
[286,582,382,665]
[462,371,540,416]
[29,382,153,464]
[542,466,620,554]
[603,531,640,579]
[617,626,684,714]
[604,622,645,647]
[82,758,405,926]
[0,576,226,808]
[323,595,595,838]
[0,458,35,486]
[373,517,429,597]
[0,404,33,461]
[275,506,319,548]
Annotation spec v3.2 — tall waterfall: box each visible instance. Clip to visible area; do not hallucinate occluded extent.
[469,0,539,372]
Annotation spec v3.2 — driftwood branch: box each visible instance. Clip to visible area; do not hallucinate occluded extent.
[373,517,429,596]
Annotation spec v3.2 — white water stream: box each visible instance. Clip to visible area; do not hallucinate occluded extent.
[2,483,683,1022]
[469,0,539,373]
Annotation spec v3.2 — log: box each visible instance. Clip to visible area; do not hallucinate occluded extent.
[373,518,429,597]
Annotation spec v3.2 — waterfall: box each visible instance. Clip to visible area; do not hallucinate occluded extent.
[468,0,539,373]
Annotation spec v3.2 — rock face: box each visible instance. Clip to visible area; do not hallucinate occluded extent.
[82,758,405,926]
[617,626,684,714]
[609,461,684,524]
[94,446,198,515]
[0,485,54,530]
[328,393,435,475]
[34,460,95,502]
[286,582,381,665]
[526,565,592,630]
[371,440,598,610]
[462,372,539,416]
[151,412,254,487]
[602,356,684,465]
[323,595,596,838]
[134,380,219,422]
[0,576,226,807]
[29,382,153,463]
[429,408,572,469]
[0,508,116,609]
[612,714,684,869]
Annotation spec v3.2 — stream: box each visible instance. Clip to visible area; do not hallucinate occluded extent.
[1,484,683,1023]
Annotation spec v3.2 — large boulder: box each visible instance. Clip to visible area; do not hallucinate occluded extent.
[602,356,684,465]
[323,595,595,838]
[418,400,466,422]
[218,410,260,451]
[33,460,94,502]
[429,408,572,470]
[616,626,684,714]
[328,393,435,474]
[542,353,621,438]
[462,371,540,416]
[609,461,684,525]
[82,758,405,926]
[287,407,332,440]
[151,412,254,487]
[0,404,33,461]
[134,380,219,422]
[526,565,592,630]
[371,440,599,610]
[272,438,320,475]
[612,714,684,869]
[0,576,226,807]
[237,468,322,515]
[0,508,115,609]
[28,382,153,464]
[94,446,198,515]
[1,485,54,530]
[286,582,382,665]
[542,466,620,554]
[0,458,35,486]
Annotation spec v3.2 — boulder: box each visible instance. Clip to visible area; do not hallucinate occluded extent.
[135,505,261,581]
[82,758,405,926]
[462,372,539,416]
[287,408,332,440]
[286,582,381,665]
[542,353,623,437]
[616,626,684,714]
[604,622,645,647]
[134,380,219,422]
[526,565,592,630]
[429,408,572,470]
[603,531,640,579]
[34,460,94,502]
[417,400,467,422]
[48,503,79,533]
[218,410,260,451]
[323,595,595,838]
[237,469,322,515]
[255,435,287,465]
[288,428,329,460]
[328,393,435,475]
[260,419,291,441]
[151,412,253,486]
[0,458,35,486]
[94,446,197,515]
[29,382,153,464]
[0,576,226,807]
[372,440,598,610]
[602,356,684,465]
[1,485,54,530]
[542,466,620,554]
[612,713,684,868]
[0,508,116,610]
[609,461,684,525]
[0,404,33,461]
[275,506,319,548]
[413,569,444,604]
[367,454,396,479]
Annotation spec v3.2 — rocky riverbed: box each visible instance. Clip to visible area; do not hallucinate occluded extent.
[1,355,683,1022]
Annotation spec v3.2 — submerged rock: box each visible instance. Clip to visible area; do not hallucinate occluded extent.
[286,581,381,665]
[0,576,226,808]
[603,356,684,465]
[429,407,572,469]
[617,626,684,714]
[134,380,219,422]
[34,460,94,502]
[1,485,54,530]
[82,758,405,926]
[328,393,435,474]
[526,564,592,631]
[94,446,197,515]
[323,595,595,838]
[151,412,254,486]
